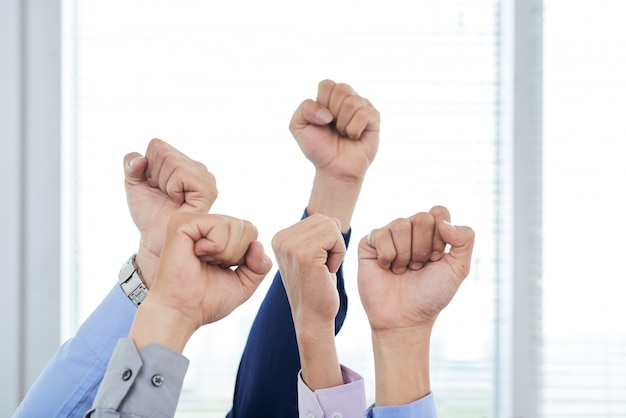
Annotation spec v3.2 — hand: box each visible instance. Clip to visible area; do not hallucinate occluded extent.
[357,206,475,406]
[272,214,346,329]
[124,138,218,288]
[358,206,475,333]
[271,214,346,390]
[290,80,380,182]
[290,80,380,230]
[130,212,272,352]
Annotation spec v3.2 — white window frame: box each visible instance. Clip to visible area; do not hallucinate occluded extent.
[0,0,62,415]
[496,1,543,417]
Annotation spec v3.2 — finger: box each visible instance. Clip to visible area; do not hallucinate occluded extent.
[145,138,174,189]
[408,212,436,270]
[123,152,148,185]
[145,139,217,211]
[169,213,255,265]
[344,105,381,140]
[316,79,337,109]
[429,206,451,261]
[164,164,217,211]
[325,221,347,273]
[370,228,397,270]
[195,217,258,266]
[438,221,475,279]
[161,164,186,206]
[327,83,359,120]
[387,218,413,274]
[334,95,368,138]
[273,215,346,274]
[289,99,334,136]
[234,240,273,300]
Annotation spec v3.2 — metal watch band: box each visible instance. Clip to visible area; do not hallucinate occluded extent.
[118,253,149,306]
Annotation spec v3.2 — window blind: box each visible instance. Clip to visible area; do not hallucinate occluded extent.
[543,1,626,416]
[65,0,501,416]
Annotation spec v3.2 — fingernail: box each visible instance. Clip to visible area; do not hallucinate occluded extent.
[409,262,423,270]
[128,156,142,167]
[442,220,456,230]
[430,251,441,261]
[315,108,333,124]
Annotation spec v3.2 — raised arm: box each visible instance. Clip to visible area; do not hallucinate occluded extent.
[272,214,367,418]
[228,80,379,417]
[293,79,380,230]
[358,206,475,417]
[13,139,217,418]
[86,212,272,418]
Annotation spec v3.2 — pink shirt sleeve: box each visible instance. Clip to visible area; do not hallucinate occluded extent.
[297,365,367,418]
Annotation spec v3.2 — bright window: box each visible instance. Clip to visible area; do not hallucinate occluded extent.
[64,1,500,416]
[543,1,626,416]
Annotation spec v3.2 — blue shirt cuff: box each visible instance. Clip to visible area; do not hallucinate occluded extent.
[365,393,438,418]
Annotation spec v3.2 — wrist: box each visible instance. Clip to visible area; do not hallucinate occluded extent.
[129,297,196,353]
[371,327,432,406]
[295,319,336,345]
[307,172,363,233]
[295,324,343,391]
[134,245,159,289]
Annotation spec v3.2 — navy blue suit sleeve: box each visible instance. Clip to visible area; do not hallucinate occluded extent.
[226,210,351,418]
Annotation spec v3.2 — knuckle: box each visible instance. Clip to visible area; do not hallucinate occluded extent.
[271,232,286,253]
[333,83,353,97]
[318,79,335,90]
[390,217,411,232]
[430,205,450,218]
[377,248,394,265]
[342,95,363,113]
[412,211,435,227]
[210,184,218,200]
[243,220,258,237]
[148,138,164,149]
[195,161,209,173]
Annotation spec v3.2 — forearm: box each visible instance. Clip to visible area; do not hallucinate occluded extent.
[296,325,343,391]
[228,228,350,417]
[227,208,351,417]
[128,297,195,353]
[372,327,432,407]
[307,172,363,233]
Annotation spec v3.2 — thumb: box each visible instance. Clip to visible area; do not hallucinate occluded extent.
[123,152,148,185]
[289,99,334,136]
[438,220,475,279]
[234,241,273,300]
[326,218,346,273]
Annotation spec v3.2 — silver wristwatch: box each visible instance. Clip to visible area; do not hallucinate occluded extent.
[118,253,149,306]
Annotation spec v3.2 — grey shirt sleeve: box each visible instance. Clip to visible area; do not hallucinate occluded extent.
[85,338,189,418]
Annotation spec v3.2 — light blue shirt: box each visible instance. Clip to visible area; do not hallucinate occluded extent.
[366,395,438,418]
[13,285,135,418]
